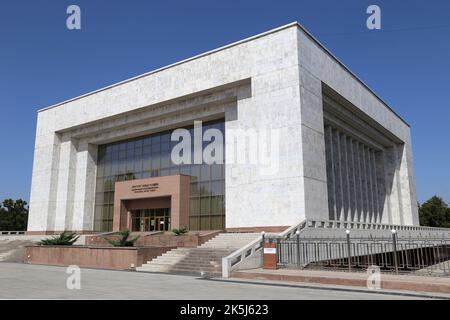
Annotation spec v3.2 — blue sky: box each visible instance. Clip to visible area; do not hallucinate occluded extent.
[0,0,449,204]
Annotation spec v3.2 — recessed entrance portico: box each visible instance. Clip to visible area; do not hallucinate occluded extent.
[131,208,171,232]
[113,175,190,232]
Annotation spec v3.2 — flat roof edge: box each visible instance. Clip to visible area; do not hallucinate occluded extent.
[37,22,298,113]
[295,24,410,127]
[37,21,410,127]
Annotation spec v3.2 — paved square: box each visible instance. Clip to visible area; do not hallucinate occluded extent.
[0,263,430,299]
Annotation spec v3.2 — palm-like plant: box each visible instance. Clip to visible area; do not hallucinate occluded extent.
[172,227,188,236]
[104,230,140,247]
[39,231,80,246]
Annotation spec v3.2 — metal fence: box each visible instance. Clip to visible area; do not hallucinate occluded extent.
[271,235,450,276]
[0,231,26,235]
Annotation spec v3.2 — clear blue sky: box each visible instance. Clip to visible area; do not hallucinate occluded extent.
[0,0,449,204]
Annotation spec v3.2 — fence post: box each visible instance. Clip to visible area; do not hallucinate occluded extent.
[346,229,351,272]
[296,230,301,268]
[391,229,398,274]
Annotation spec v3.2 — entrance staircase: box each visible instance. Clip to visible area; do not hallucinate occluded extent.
[0,237,44,262]
[136,233,260,277]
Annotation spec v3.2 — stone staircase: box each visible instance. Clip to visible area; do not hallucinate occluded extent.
[0,237,43,262]
[0,235,87,263]
[136,233,260,277]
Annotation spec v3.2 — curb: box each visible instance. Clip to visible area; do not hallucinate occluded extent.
[204,277,450,299]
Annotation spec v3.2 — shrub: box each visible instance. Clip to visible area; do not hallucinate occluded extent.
[172,227,188,236]
[104,230,140,247]
[39,231,79,246]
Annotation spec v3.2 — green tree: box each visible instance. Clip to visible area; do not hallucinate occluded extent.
[419,196,450,228]
[0,199,29,231]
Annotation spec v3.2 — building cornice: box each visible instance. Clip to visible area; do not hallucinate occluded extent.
[37,21,409,127]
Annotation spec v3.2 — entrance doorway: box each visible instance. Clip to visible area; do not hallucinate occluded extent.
[131,208,170,232]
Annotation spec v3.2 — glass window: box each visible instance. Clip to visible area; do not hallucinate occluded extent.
[160,151,170,169]
[211,180,223,196]
[200,164,210,181]
[211,196,223,214]
[94,120,225,232]
[200,197,210,215]
[190,198,200,215]
[190,183,199,197]
[211,164,223,180]
[190,165,200,182]
[199,182,211,196]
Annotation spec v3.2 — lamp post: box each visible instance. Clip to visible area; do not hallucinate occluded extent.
[346,229,351,272]
[391,229,398,274]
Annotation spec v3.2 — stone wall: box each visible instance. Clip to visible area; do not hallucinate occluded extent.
[85,231,220,248]
[24,245,175,270]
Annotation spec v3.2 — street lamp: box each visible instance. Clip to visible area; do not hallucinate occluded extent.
[296,230,300,267]
[346,229,351,272]
[391,229,398,274]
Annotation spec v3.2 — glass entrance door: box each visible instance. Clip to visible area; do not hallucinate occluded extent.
[131,208,171,232]
[143,217,151,232]
[155,217,165,231]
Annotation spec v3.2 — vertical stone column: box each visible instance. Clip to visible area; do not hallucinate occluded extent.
[71,140,98,232]
[299,65,329,221]
[324,126,336,220]
[397,141,419,225]
[28,129,61,233]
[333,129,344,221]
[226,28,306,229]
[365,147,375,223]
[54,135,77,231]
[374,150,386,224]
[353,140,364,222]
[381,150,393,224]
[383,145,404,225]
[360,146,368,222]
[348,138,358,222]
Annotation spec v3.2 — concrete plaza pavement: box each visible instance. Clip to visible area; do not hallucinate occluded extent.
[0,263,437,300]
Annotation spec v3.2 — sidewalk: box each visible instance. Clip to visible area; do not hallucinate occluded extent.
[231,268,450,296]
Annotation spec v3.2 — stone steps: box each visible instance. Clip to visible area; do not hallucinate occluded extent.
[136,232,260,277]
[0,251,12,261]
[0,238,43,262]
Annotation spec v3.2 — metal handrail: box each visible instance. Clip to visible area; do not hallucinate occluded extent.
[222,219,308,277]
[279,219,308,239]
[276,235,450,276]
[221,218,450,278]
[304,219,450,232]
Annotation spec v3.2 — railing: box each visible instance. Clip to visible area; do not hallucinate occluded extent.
[274,235,450,277]
[302,219,450,233]
[278,220,308,239]
[222,219,308,278]
[222,237,264,278]
[0,231,26,235]
[222,219,450,278]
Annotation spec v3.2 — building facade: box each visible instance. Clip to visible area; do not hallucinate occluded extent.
[27,22,419,234]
